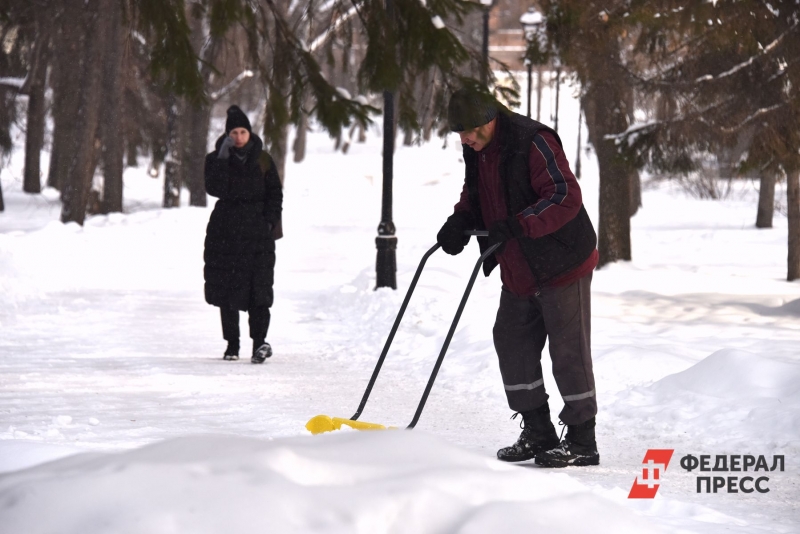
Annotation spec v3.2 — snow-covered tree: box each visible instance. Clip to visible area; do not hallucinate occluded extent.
[238,0,487,176]
[617,0,800,280]
[536,0,640,267]
[3,0,491,223]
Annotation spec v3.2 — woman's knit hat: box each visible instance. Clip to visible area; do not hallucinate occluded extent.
[225,105,252,134]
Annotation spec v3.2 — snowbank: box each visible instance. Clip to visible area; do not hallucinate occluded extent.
[0,432,660,534]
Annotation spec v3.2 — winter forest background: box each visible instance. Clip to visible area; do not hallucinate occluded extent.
[1,1,800,533]
[0,0,798,275]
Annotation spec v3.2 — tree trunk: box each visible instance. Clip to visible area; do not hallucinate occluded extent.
[122,62,147,169]
[593,117,632,265]
[0,173,4,211]
[718,127,755,180]
[184,11,213,207]
[583,89,632,267]
[176,100,193,202]
[403,127,413,146]
[292,112,307,163]
[60,0,109,225]
[162,97,183,208]
[629,169,642,217]
[756,169,776,228]
[263,0,290,185]
[272,127,288,186]
[47,142,61,190]
[48,2,84,192]
[23,17,51,194]
[580,29,634,267]
[99,0,125,213]
[626,90,641,216]
[125,115,140,167]
[787,167,800,281]
[186,102,210,206]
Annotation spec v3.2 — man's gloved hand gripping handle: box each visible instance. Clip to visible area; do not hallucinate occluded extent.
[437,211,474,255]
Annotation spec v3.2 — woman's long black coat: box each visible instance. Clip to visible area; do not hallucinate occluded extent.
[203,134,283,311]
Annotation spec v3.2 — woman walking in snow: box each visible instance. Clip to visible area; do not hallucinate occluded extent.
[204,105,283,363]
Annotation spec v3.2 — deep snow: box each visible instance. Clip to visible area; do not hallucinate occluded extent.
[1,82,799,533]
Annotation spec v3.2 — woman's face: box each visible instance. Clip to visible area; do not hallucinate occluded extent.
[229,127,250,148]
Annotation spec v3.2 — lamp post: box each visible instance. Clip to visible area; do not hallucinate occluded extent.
[376,0,397,289]
[523,58,532,118]
[519,7,545,120]
[575,103,582,179]
[553,57,561,130]
[479,0,495,87]
[376,88,397,289]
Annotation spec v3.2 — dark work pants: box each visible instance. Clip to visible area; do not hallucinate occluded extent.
[220,305,271,344]
[492,273,596,425]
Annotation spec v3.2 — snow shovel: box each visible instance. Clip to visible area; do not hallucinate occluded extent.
[306,230,500,434]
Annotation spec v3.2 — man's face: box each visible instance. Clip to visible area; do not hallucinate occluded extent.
[229,127,251,148]
[458,118,496,152]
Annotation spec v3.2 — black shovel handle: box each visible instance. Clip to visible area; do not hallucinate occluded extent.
[349,230,490,421]
[406,238,500,428]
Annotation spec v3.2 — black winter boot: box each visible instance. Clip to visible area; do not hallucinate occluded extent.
[251,341,272,364]
[223,341,240,361]
[535,417,599,468]
[497,402,561,462]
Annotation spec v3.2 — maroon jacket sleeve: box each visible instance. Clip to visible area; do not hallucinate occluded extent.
[453,181,471,214]
[514,131,582,238]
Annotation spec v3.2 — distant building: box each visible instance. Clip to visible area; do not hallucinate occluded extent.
[488,0,533,71]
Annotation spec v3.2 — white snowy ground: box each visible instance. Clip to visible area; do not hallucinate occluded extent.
[1,86,799,533]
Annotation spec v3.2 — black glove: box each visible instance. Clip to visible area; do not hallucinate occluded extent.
[217,136,235,159]
[437,211,473,255]
[487,217,524,252]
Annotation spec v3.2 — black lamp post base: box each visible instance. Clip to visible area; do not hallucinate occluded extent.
[375,236,398,289]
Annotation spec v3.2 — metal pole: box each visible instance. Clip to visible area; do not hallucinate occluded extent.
[536,66,542,122]
[575,102,582,179]
[482,5,490,86]
[376,89,397,289]
[554,66,561,130]
[526,61,533,118]
[376,0,397,289]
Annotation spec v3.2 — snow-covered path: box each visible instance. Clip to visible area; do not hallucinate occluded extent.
[2,104,799,532]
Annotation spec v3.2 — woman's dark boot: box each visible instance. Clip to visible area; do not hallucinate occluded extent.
[251,340,272,364]
[223,340,240,361]
[535,417,600,468]
[497,402,560,462]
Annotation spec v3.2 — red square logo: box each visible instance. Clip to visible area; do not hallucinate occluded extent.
[628,449,675,499]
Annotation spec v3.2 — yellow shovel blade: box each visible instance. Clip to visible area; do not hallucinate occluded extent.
[305,415,393,435]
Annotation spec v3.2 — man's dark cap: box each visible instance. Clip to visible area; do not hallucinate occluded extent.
[447,89,499,132]
[225,105,252,134]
